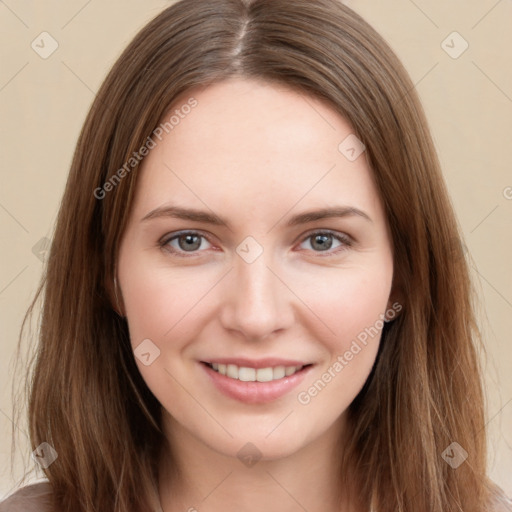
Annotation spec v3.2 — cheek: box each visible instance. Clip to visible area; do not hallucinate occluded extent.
[291,260,393,409]
[120,254,209,347]
[294,273,390,414]
[293,263,393,349]
[119,258,203,410]
[122,276,171,345]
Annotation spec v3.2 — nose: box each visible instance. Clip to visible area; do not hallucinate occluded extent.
[219,249,295,341]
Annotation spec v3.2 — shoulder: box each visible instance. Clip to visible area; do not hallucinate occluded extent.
[0,481,53,512]
[488,483,512,512]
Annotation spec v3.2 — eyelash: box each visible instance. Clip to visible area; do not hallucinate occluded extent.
[159,230,353,258]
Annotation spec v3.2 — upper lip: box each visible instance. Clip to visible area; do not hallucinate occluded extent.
[201,358,312,369]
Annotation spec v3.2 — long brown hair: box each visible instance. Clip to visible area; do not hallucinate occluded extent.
[10,0,507,510]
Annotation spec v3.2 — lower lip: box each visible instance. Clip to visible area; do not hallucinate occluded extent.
[201,363,313,404]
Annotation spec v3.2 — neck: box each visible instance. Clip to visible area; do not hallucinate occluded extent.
[157,411,362,512]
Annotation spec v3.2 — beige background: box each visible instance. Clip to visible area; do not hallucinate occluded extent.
[1,0,511,499]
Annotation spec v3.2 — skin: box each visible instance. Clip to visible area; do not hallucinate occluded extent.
[117,78,397,512]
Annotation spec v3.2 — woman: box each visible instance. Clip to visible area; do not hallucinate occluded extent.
[2,0,511,511]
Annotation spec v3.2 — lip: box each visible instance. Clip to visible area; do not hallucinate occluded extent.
[200,361,314,404]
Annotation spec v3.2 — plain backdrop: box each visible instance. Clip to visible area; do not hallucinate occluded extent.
[1,0,511,499]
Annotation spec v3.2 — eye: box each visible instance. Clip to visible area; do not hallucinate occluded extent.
[159,229,352,258]
[297,230,352,255]
[160,231,213,256]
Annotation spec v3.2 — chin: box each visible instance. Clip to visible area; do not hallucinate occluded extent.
[209,434,310,464]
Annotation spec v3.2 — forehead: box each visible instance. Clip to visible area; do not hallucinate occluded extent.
[130,78,381,224]
[161,78,349,166]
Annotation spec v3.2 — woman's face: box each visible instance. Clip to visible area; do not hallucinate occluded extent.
[117,78,396,461]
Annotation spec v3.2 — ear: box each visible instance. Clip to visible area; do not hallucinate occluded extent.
[385,276,405,322]
[106,274,126,317]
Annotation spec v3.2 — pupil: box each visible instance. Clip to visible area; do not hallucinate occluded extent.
[312,234,332,251]
[180,234,201,251]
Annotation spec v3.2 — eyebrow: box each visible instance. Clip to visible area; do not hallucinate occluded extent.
[141,204,372,228]
[141,205,373,229]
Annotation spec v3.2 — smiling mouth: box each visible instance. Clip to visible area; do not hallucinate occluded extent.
[202,362,312,382]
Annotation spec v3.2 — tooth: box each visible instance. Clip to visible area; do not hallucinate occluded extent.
[238,367,256,381]
[213,362,305,381]
[273,365,285,379]
[284,366,297,376]
[226,364,239,379]
[256,367,274,382]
